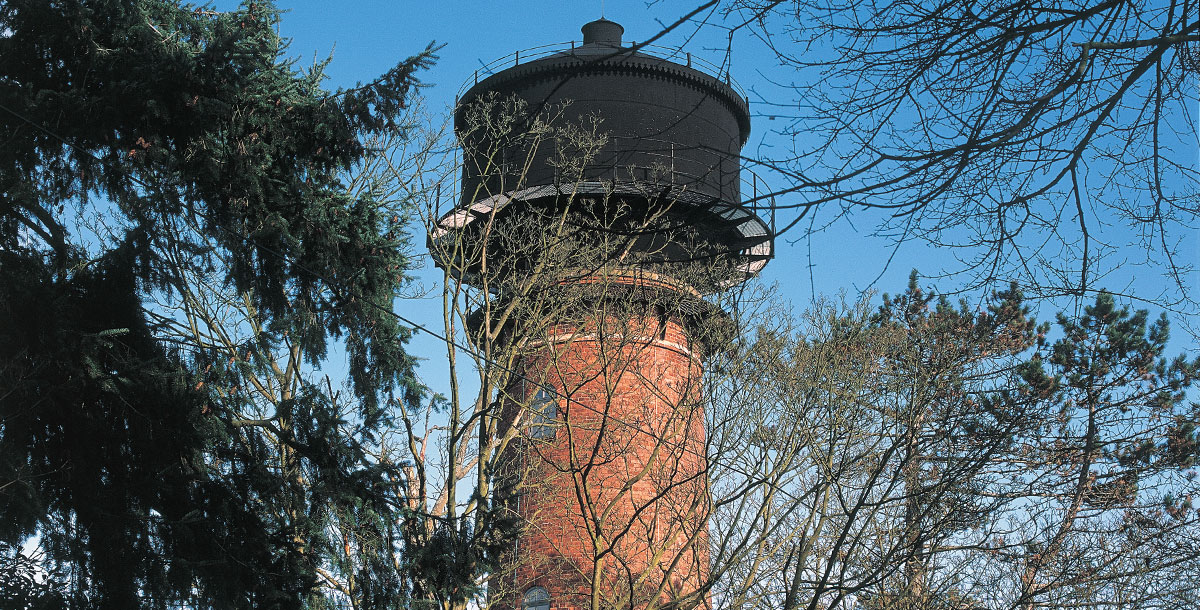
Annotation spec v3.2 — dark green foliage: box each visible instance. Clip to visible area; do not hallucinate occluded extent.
[0,0,429,410]
[834,275,1199,608]
[1032,291,1200,499]
[1,1,432,607]
[863,273,1049,605]
[0,247,302,609]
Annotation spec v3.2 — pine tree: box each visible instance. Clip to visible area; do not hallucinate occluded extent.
[1009,292,1200,608]
[0,1,432,607]
[864,274,1047,608]
[705,277,1199,609]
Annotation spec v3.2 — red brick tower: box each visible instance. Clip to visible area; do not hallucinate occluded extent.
[431,18,772,610]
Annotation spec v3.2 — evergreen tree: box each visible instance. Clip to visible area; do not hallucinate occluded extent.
[863,275,1048,608]
[0,1,432,607]
[705,278,1199,610]
[1008,292,1200,608]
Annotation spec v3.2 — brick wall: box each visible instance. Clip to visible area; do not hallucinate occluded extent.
[493,276,712,610]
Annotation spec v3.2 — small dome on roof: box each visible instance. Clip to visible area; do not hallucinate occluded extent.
[581,18,624,45]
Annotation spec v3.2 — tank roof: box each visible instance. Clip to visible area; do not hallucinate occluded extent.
[455,22,751,143]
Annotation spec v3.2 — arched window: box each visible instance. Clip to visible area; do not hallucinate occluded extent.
[529,388,557,439]
[523,586,550,610]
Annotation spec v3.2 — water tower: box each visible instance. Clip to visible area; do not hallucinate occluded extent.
[431,18,773,610]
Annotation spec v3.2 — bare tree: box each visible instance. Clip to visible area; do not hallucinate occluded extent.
[395,96,652,610]
[399,86,1200,610]
[417,95,799,610]
[700,277,1200,610]
[709,0,1198,312]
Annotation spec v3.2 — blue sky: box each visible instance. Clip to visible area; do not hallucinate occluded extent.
[260,0,946,303]
[216,1,1197,368]
[258,0,961,394]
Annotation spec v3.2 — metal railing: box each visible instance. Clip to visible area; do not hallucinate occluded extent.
[457,40,746,101]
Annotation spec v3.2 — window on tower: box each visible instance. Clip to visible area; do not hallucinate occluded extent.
[523,586,550,610]
[528,388,557,439]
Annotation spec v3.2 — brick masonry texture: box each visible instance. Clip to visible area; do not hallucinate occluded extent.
[494,277,712,610]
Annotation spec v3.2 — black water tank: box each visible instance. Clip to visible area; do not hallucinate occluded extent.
[439,19,772,288]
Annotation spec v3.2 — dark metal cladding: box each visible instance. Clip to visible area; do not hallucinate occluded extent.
[454,25,750,205]
[440,19,773,290]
